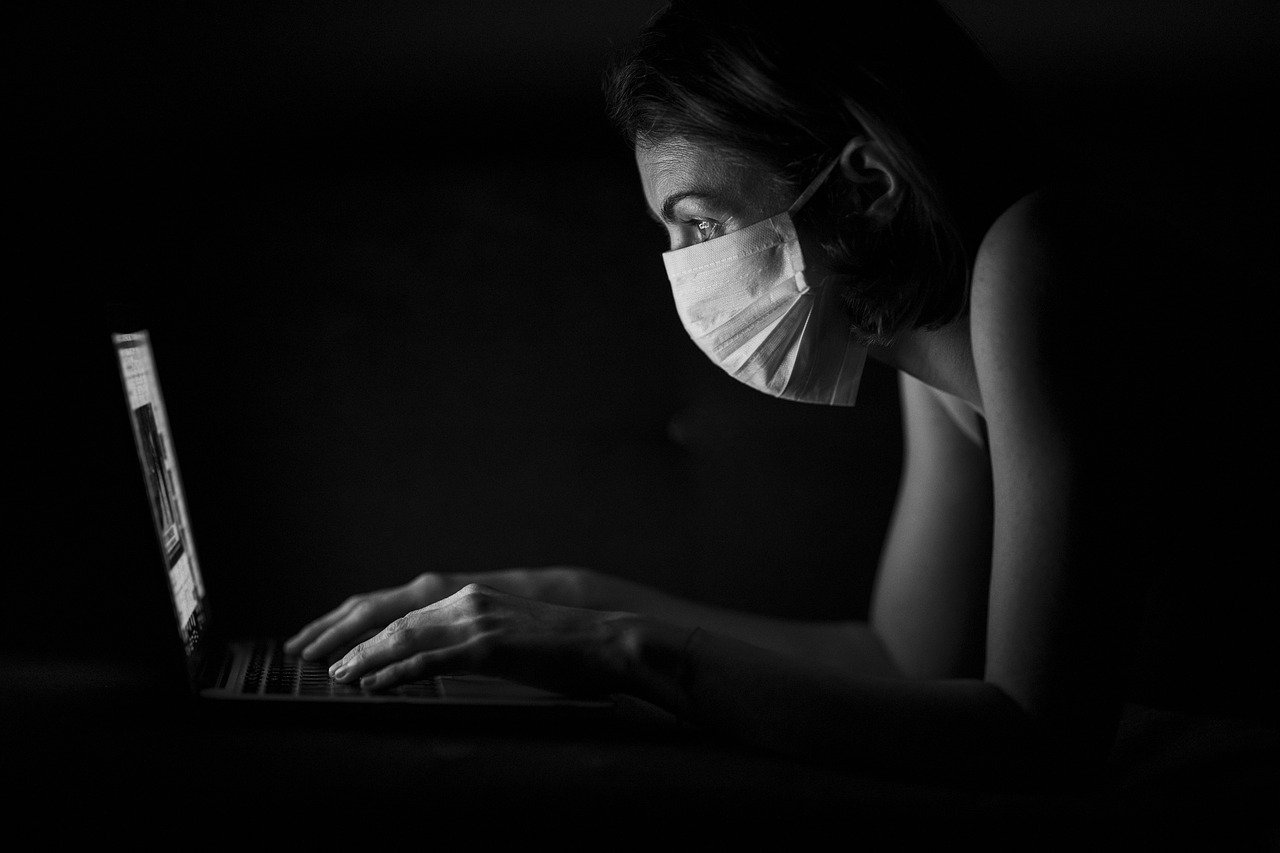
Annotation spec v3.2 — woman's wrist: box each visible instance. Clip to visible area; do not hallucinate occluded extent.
[562,566,595,607]
[604,614,702,713]
[409,566,593,609]
[531,565,594,607]
[409,571,457,607]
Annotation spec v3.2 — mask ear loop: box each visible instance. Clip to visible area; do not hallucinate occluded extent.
[783,147,849,297]
[786,155,842,215]
[791,133,886,214]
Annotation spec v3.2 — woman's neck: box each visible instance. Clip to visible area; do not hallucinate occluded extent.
[869,316,981,413]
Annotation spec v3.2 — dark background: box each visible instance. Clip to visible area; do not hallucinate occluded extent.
[10,1,1279,666]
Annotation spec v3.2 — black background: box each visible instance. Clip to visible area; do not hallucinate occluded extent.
[10,1,1279,670]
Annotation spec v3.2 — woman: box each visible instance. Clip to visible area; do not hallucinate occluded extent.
[285,0,1270,781]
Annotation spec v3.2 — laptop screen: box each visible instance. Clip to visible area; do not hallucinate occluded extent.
[113,330,208,656]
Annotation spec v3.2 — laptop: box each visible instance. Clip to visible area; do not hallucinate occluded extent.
[111,327,614,713]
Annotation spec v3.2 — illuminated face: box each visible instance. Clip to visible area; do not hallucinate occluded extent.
[635,137,870,406]
[635,138,794,251]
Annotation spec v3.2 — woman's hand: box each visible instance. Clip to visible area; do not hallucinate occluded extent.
[327,583,633,697]
[284,567,592,662]
[284,575,437,661]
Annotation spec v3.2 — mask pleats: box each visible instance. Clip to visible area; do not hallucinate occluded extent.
[733,291,812,391]
[690,275,804,362]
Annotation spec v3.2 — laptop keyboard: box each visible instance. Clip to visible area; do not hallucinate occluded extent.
[239,638,441,698]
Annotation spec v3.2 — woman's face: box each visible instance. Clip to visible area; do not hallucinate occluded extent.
[635,136,872,406]
[636,138,794,251]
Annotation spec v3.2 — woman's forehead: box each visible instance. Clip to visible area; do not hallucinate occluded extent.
[635,140,788,215]
[635,140,728,191]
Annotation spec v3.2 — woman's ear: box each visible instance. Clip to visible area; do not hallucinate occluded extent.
[838,136,902,221]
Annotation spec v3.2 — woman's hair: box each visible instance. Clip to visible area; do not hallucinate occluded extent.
[604,0,1042,344]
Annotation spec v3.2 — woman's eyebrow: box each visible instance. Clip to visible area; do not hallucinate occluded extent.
[652,190,720,223]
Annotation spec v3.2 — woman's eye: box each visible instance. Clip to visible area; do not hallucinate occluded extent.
[690,219,722,241]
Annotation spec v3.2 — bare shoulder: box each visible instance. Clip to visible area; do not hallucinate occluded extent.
[971,189,1095,320]
[969,191,1075,383]
[970,185,1174,335]
[967,186,1151,385]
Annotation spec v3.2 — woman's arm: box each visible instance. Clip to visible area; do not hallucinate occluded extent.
[870,373,993,680]
[577,571,898,676]
[618,616,1038,780]
[612,374,1020,779]
[594,370,996,687]
[567,373,992,679]
[969,190,1135,761]
[289,564,895,675]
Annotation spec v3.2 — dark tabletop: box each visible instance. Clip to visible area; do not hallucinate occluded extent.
[3,651,1277,847]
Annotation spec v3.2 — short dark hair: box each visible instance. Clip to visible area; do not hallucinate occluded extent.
[604,0,1041,344]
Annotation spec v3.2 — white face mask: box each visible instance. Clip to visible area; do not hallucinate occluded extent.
[662,159,867,406]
